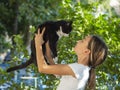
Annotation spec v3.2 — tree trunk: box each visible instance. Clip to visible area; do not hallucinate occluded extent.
[13,1,19,35]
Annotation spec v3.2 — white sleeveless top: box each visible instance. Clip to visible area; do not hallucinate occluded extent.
[57,63,90,90]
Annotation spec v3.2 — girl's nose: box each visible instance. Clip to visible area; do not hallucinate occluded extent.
[76,40,80,43]
[78,40,82,42]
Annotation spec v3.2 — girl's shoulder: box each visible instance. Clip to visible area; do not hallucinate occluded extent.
[68,63,90,79]
[69,63,90,70]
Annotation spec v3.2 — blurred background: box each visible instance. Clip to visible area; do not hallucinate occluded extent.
[0,0,120,89]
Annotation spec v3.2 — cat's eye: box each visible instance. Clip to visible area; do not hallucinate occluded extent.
[67,23,70,26]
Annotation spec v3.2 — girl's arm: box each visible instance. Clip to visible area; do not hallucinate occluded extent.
[45,41,55,65]
[35,28,75,77]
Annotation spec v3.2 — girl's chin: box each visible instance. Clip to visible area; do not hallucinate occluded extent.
[73,47,76,53]
[74,46,77,50]
[72,47,75,51]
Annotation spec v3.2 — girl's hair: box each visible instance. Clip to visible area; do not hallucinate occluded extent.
[87,35,108,90]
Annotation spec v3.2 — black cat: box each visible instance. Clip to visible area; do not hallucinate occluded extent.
[7,20,72,72]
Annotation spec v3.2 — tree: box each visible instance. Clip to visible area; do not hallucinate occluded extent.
[57,0,120,89]
[0,0,61,89]
[0,0,120,89]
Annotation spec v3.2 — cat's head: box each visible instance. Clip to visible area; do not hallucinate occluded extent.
[56,20,72,37]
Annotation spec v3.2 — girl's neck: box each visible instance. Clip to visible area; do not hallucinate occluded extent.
[77,55,89,66]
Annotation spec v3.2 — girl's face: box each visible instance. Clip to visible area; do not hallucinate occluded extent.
[74,36,91,55]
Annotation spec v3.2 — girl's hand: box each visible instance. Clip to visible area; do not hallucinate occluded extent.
[35,27,45,46]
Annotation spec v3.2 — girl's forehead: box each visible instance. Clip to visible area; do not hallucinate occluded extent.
[84,35,92,40]
[85,35,91,38]
[83,36,92,44]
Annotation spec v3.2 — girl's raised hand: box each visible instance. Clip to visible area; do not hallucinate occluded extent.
[35,27,46,45]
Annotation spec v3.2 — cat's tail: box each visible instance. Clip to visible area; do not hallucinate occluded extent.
[6,59,33,72]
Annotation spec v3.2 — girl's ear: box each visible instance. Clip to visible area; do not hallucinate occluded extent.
[84,49,91,54]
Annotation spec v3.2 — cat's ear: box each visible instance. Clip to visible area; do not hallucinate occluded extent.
[67,21,73,26]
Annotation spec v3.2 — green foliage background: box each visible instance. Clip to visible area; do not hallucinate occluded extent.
[0,0,120,89]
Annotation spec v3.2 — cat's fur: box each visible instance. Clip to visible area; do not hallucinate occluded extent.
[7,20,72,72]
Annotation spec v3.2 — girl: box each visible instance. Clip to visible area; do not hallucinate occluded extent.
[35,28,108,90]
